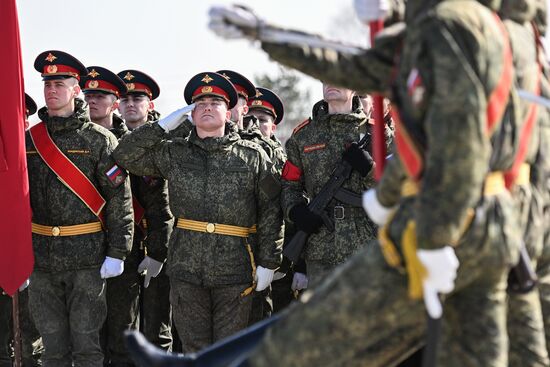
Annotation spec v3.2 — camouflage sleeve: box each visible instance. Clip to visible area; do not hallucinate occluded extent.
[260,24,404,95]
[96,133,134,260]
[256,151,284,269]
[113,123,170,178]
[415,20,489,250]
[140,178,174,262]
[377,153,407,207]
[280,134,307,221]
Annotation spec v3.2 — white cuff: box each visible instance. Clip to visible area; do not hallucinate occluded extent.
[362,189,395,226]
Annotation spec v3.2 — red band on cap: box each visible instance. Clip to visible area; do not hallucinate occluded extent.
[248,99,277,118]
[192,85,230,103]
[126,82,152,97]
[42,64,81,80]
[234,85,249,99]
[85,80,121,97]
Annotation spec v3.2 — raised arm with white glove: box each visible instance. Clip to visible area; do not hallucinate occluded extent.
[157,103,195,133]
[255,266,275,291]
[417,246,459,318]
[138,256,164,288]
[100,256,125,279]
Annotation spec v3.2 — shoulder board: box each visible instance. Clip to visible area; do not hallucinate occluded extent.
[293,118,312,134]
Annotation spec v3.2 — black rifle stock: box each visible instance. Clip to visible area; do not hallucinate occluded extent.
[283,134,369,263]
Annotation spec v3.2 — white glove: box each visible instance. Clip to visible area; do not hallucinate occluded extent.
[353,0,390,24]
[137,256,164,288]
[362,188,395,226]
[208,5,262,40]
[19,279,30,292]
[100,257,125,279]
[291,272,308,291]
[417,246,459,319]
[255,266,275,291]
[158,104,195,132]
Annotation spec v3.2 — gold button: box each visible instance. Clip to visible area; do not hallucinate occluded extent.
[51,226,60,236]
[206,223,216,233]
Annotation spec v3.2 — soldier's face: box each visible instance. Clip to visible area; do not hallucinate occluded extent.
[192,96,231,131]
[118,94,152,124]
[84,92,119,122]
[249,110,276,138]
[323,84,354,104]
[230,96,249,124]
[43,78,80,116]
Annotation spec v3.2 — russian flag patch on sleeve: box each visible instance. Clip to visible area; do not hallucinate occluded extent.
[105,164,127,187]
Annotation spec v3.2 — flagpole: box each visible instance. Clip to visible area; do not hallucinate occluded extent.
[12,293,22,367]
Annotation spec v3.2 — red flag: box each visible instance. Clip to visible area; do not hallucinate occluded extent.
[0,0,34,296]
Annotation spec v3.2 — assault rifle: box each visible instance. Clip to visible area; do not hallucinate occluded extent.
[283,133,369,264]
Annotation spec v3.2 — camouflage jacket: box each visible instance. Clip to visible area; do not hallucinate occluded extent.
[113,123,284,286]
[26,98,134,272]
[241,116,287,173]
[282,100,377,265]
[110,114,174,263]
[262,1,521,251]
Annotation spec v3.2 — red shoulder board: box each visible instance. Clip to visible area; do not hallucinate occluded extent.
[293,118,311,134]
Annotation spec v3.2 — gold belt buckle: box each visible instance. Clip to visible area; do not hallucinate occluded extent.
[206,223,216,233]
[51,226,60,237]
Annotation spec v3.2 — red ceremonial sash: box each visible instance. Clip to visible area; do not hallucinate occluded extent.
[132,196,146,229]
[29,122,105,224]
[394,13,513,182]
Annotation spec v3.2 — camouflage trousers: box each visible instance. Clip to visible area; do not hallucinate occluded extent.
[141,268,172,351]
[0,289,42,367]
[170,280,253,353]
[248,195,520,367]
[305,260,335,289]
[29,268,106,367]
[102,255,140,367]
[507,184,549,367]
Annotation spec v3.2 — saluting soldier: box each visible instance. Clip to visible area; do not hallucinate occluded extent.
[26,50,133,367]
[113,72,283,352]
[117,69,173,360]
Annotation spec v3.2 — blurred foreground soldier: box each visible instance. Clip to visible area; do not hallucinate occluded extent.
[115,69,174,362]
[204,0,524,365]
[27,50,133,367]
[499,1,550,366]
[533,0,550,355]
[0,95,42,367]
[278,84,376,287]
[113,72,283,352]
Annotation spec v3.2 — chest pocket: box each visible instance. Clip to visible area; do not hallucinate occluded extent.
[222,165,253,191]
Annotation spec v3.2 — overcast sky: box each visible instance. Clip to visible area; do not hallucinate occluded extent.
[18,0,352,123]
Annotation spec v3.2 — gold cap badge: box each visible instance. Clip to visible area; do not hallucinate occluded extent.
[201,86,213,93]
[46,65,58,74]
[88,69,100,78]
[88,80,99,88]
[201,74,214,84]
[126,83,135,90]
[123,72,135,81]
[45,53,57,62]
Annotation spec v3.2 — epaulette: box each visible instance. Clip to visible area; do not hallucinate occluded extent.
[293,118,312,135]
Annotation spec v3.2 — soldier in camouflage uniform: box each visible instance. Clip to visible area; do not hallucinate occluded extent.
[81,67,174,366]
[246,87,306,314]
[206,0,523,365]
[0,95,42,367]
[216,71,279,325]
[113,72,283,352]
[277,85,376,287]
[498,1,550,365]
[533,0,550,355]
[26,50,134,367]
